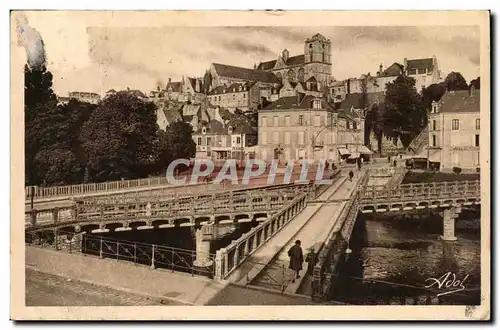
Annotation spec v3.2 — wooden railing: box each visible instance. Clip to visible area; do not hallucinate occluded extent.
[360,180,481,203]
[214,194,308,280]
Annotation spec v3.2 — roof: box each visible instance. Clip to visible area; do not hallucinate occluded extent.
[262,95,334,111]
[257,54,305,71]
[213,63,280,84]
[379,62,404,77]
[330,81,345,88]
[339,92,385,111]
[182,103,201,116]
[106,89,116,93]
[437,90,480,113]
[197,119,228,134]
[166,81,182,93]
[187,77,204,93]
[159,100,183,123]
[406,58,434,71]
[69,91,100,98]
[208,82,254,95]
[127,90,147,98]
[231,120,257,135]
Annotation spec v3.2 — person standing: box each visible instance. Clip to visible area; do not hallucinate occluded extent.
[288,240,304,283]
[349,170,354,182]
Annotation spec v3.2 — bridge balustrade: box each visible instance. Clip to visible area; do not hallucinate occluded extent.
[360,180,480,203]
[214,193,308,280]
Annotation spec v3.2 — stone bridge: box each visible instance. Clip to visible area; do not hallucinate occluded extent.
[358,180,481,213]
[25,183,321,234]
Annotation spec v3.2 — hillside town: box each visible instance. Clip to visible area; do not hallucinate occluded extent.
[60,33,480,173]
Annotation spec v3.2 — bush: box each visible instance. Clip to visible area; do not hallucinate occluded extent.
[453,167,462,174]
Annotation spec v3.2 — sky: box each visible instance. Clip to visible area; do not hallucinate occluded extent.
[21,12,481,97]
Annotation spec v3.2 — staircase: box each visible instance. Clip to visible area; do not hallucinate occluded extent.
[406,126,429,155]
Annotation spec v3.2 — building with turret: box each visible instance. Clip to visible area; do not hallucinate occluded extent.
[256,33,332,86]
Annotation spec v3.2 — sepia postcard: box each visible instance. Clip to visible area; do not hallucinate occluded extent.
[10,10,490,320]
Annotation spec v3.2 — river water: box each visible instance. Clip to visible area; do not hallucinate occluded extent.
[331,208,481,305]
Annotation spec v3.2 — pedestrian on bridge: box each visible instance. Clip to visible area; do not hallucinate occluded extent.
[288,240,304,283]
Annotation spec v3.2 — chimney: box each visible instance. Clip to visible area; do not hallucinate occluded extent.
[379,63,383,74]
[404,57,408,69]
[168,78,172,83]
[347,79,351,94]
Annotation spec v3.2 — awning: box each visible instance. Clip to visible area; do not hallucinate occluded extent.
[358,145,373,155]
[349,152,361,159]
[338,148,350,156]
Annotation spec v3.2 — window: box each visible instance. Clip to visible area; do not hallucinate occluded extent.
[285,115,291,126]
[432,120,436,131]
[261,116,266,127]
[408,69,417,75]
[452,119,459,130]
[475,134,479,147]
[432,105,437,113]
[197,137,202,145]
[243,94,246,99]
[353,122,357,130]
[273,116,279,127]
[285,132,290,144]
[476,119,480,130]
[418,68,426,74]
[236,136,241,145]
[298,115,304,126]
[298,132,305,145]
[314,115,320,127]
[261,132,267,144]
[432,134,436,147]
[273,132,279,144]
[207,137,212,146]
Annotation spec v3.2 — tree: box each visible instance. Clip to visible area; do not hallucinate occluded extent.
[444,71,468,91]
[24,64,58,185]
[81,91,158,182]
[153,121,196,174]
[384,75,425,148]
[470,77,480,90]
[421,82,447,117]
[366,103,385,154]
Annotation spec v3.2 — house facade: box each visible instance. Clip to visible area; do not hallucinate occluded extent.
[257,94,366,163]
[404,56,442,92]
[68,91,101,104]
[427,87,480,171]
[192,119,257,165]
[207,82,260,112]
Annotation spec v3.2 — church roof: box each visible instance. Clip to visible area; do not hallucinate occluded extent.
[257,54,305,71]
[212,63,280,84]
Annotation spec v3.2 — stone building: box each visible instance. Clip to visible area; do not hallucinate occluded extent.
[206,82,260,112]
[427,87,480,171]
[192,119,257,165]
[257,93,366,163]
[208,63,281,91]
[374,62,404,92]
[68,91,101,104]
[256,33,332,85]
[404,56,442,92]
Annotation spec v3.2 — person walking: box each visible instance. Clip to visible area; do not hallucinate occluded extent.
[288,240,304,283]
[349,170,354,181]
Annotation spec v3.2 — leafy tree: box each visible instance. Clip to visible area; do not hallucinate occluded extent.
[81,91,158,182]
[470,77,480,90]
[24,64,58,185]
[358,79,369,145]
[366,103,385,153]
[384,75,425,148]
[421,82,447,116]
[153,121,196,174]
[444,71,468,91]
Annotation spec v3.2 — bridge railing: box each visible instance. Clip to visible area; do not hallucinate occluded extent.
[360,180,480,202]
[25,190,292,228]
[214,193,308,281]
[311,171,368,301]
[25,229,215,277]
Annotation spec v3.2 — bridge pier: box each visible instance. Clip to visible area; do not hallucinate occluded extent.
[193,225,213,268]
[440,206,460,241]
